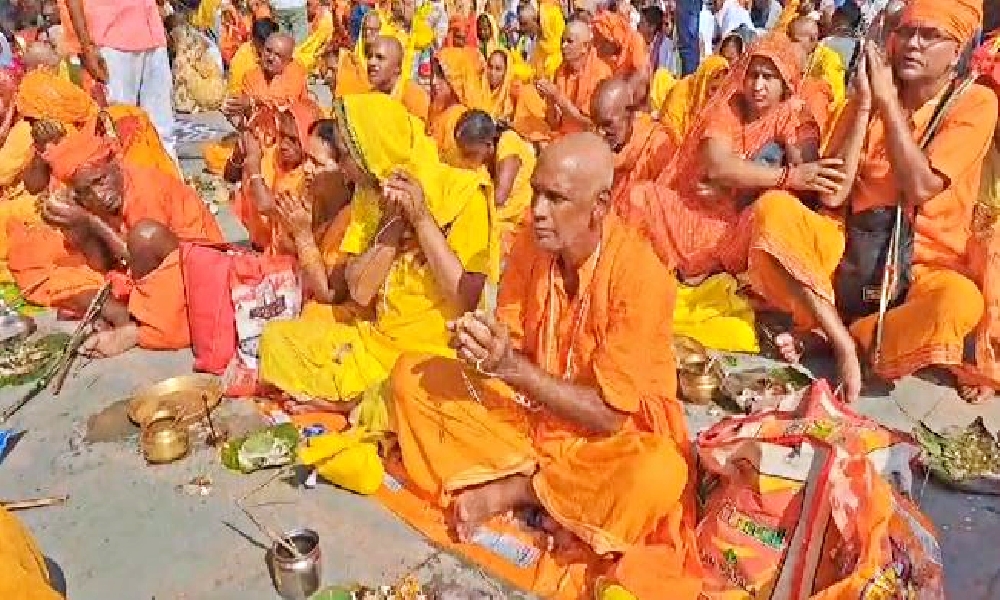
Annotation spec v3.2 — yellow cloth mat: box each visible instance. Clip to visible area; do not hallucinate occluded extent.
[673,273,758,353]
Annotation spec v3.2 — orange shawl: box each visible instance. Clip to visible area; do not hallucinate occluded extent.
[552,47,613,135]
[591,10,649,75]
[611,113,675,208]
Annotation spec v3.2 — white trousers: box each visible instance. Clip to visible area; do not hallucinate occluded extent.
[99,46,176,160]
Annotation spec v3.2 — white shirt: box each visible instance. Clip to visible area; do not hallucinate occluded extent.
[270,0,307,10]
[698,8,714,60]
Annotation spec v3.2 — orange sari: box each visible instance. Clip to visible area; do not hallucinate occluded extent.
[430,47,488,166]
[232,101,320,254]
[622,33,818,278]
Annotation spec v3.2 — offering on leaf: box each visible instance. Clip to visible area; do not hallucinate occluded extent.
[916,417,1000,495]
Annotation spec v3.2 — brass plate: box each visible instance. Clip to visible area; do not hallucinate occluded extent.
[128,374,223,427]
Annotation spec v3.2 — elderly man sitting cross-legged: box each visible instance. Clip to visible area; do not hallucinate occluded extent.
[388,133,695,571]
[12,127,223,357]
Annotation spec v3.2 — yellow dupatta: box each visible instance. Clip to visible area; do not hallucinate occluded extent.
[661,55,728,141]
[334,93,500,282]
[477,13,502,59]
[486,48,517,121]
[294,7,335,74]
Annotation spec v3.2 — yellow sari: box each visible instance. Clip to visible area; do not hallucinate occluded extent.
[661,55,728,142]
[807,43,846,107]
[494,129,536,240]
[294,8,335,74]
[258,93,499,406]
[485,48,517,121]
[192,0,223,31]
[648,68,679,117]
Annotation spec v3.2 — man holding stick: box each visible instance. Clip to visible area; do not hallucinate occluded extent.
[744,0,999,403]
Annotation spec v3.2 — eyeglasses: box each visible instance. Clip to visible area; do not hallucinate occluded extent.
[895,25,952,49]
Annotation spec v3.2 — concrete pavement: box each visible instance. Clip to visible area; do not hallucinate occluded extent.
[1,110,999,599]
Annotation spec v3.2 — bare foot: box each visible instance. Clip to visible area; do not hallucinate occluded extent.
[453,475,534,543]
[960,385,995,405]
[79,323,139,358]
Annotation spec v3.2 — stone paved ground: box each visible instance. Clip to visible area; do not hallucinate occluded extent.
[1,110,999,599]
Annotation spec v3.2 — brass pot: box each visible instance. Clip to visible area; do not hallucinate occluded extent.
[140,413,190,464]
[679,370,720,405]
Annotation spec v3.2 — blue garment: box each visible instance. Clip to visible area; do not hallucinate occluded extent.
[349,4,371,44]
[650,32,681,75]
[676,0,701,75]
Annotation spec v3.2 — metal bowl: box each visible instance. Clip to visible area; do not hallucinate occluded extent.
[128,374,223,427]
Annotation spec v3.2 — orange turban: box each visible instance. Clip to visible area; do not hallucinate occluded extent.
[16,68,99,126]
[900,0,983,43]
[43,129,115,184]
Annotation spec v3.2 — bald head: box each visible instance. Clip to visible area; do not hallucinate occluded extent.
[787,16,819,54]
[517,4,540,36]
[261,33,295,77]
[591,76,636,151]
[565,19,593,42]
[270,33,295,56]
[531,132,614,257]
[592,76,633,119]
[367,35,404,91]
[545,132,614,194]
[562,18,593,65]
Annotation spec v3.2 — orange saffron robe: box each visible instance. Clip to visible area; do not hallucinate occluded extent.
[334,54,431,124]
[9,165,223,349]
[611,113,675,209]
[747,85,1000,383]
[241,63,309,107]
[389,217,697,572]
[591,10,649,76]
[551,48,614,136]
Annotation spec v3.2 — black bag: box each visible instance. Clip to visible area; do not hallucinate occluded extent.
[833,207,914,322]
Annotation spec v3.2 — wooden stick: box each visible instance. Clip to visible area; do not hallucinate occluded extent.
[235,469,303,559]
[2,495,68,511]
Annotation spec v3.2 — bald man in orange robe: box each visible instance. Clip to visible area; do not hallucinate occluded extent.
[533,18,613,137]
[591,75,675,209]
[388,133,700,597]
[9,129,223,356]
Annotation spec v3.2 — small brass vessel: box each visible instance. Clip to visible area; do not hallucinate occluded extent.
[679,370,721,405]
[676,344,721,405]
[140,412,190,464]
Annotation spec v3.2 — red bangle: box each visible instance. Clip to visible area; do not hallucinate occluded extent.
[776,166,791,189]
